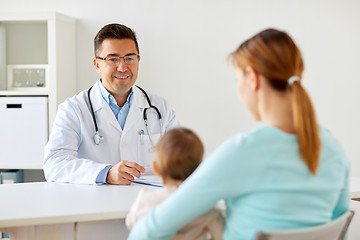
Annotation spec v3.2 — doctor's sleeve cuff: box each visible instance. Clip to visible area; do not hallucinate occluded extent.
[96,165,112,184]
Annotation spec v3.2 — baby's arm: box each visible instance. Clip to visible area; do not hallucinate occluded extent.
[205,209,225,240]
[126,189,147,229]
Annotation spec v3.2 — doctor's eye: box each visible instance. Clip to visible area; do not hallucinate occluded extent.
[124,55,138,64]
[107,57,121,64]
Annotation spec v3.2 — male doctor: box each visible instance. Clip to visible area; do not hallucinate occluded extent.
[43,23,179,185]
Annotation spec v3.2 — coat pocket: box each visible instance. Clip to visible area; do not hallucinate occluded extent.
[137,133,161,173]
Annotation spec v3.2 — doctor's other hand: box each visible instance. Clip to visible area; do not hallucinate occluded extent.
[106,160,145,185]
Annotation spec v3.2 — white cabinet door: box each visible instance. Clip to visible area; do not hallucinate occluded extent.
[0,97,48,169]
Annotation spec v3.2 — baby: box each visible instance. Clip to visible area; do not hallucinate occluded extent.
[126,127,224,240]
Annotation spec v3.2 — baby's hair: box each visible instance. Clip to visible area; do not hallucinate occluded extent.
[155,127,204,181]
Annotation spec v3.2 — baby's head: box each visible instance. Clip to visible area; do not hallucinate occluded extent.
[152,127,204,185]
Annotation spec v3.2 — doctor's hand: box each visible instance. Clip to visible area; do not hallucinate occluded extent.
[106,160,145,185]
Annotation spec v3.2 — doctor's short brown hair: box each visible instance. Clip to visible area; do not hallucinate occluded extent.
[94,23,139,56]
[155,128,204,181]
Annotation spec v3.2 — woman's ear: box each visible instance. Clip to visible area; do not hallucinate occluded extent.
[245,66,260,91]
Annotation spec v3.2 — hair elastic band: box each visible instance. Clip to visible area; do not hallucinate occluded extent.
[288,76,300,85]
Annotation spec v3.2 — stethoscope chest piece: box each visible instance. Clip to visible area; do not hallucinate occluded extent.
[94,131,103,145]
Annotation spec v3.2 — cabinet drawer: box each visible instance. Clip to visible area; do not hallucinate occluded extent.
[0,97,48,169]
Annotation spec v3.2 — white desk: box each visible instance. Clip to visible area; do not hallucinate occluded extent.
[1,179,360,240]
[0,182,153,240]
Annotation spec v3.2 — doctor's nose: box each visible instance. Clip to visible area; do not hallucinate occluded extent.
[116,60,128,72]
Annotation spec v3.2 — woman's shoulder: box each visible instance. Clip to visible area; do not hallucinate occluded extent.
[225,124,289,147]
[207,125,277,164]
[319,125,345,152]
[318,125,350,166]
[319,125,341,143]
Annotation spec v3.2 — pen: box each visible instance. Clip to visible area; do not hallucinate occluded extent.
[132,181,163,188]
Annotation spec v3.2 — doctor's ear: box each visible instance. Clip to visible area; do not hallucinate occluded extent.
[93,58,101,74]
[245,66,260,91]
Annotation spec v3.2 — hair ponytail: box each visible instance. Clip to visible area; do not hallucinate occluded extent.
[291,81,321,175]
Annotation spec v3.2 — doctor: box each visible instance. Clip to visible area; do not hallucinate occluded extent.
[43,23,179,185]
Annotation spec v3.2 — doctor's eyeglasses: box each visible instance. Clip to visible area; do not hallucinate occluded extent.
[96,54,139,66]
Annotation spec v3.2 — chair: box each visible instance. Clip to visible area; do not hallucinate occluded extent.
[254,210,355,240]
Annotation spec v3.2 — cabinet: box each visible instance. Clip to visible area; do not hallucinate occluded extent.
[0,12,76,169]
[0,97,48,168]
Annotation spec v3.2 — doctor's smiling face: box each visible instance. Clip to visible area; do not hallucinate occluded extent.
[94,38,140,101]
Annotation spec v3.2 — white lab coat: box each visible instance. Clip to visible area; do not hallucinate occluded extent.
[43,80,179,184]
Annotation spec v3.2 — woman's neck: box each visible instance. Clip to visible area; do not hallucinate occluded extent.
[258,84,296,134]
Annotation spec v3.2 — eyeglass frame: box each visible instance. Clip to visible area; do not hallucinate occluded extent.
[96,54,140,65]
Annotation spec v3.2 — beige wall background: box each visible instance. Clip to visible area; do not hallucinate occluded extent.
[1,0,360,177]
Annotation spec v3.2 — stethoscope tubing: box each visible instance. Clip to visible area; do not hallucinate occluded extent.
[87,84,162,145]
[88,86,99,132]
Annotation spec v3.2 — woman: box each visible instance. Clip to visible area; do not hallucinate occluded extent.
[129,29,350,240]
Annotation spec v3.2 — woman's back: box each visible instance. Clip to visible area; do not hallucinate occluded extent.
[218,125,349,239]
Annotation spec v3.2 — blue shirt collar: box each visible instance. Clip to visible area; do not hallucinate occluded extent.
[98,79,133,106]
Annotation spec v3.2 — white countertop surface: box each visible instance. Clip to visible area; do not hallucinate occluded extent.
[1,177,359,229]
[0,182,151,228]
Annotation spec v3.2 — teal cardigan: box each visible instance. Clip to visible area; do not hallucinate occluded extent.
[129,125,350,240]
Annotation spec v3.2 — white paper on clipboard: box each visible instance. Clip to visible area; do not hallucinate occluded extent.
[133,175,163,187]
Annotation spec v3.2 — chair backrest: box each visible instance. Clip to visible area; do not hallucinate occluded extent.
[254,210,355,240]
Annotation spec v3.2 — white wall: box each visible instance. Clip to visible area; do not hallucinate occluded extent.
[1,0,360,177]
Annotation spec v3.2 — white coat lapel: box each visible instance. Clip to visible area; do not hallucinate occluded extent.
[91,82,122,133]
[122,86,149,136]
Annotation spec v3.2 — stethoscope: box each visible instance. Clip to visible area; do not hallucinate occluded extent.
[87,85,162,145]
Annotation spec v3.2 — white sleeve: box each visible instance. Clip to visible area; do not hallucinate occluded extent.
[152,93,180,132]
[164,106,179,131]
[43,99,108,184]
